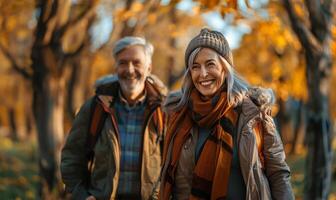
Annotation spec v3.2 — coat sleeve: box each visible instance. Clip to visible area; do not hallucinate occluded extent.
[262,112,294,200]
[151,106,168,200]
[61,98,94,200]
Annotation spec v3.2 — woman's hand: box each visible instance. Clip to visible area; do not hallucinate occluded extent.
[86,196,96,200]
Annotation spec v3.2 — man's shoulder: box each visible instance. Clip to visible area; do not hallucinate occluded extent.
[94,75,119,96]
[147,74,168,97]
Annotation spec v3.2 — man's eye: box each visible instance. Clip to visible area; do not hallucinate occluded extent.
[133,61,141,66]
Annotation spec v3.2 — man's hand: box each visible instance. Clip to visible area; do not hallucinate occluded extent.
[86,196,96,200]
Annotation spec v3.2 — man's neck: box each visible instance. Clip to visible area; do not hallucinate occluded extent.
[119,89,146,107]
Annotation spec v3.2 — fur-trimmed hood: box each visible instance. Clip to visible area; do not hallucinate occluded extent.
[246,86,275,112]
[164,86,276,112]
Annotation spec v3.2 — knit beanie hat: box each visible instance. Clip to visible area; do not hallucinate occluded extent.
[185,28,233,68]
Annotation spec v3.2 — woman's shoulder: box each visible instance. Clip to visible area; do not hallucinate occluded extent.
[238,86,275,116]
[163,90,183,111]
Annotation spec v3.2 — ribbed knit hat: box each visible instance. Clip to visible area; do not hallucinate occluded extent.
[185,28,233,68]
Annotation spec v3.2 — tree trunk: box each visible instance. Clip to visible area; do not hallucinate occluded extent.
[282,0,334,198]
[290,100,305,155]
[304,52,333,200]
[31,40,70,198]
[167,6,180,88]
[8,107,18,140]
[67,56,92,119]
[25,109,35,137]
[275,98,292,147]
[32,68,67,198]
[29,1,97,197]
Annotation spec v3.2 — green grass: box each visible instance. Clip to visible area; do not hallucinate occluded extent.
[287,153,336,200]
[0,135,335,199]
[0,137,38,200]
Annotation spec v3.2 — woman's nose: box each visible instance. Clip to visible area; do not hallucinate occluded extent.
[200,65,208,77]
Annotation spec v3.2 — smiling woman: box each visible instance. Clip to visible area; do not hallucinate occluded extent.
[189,48,226,99]
[160,28,294,200]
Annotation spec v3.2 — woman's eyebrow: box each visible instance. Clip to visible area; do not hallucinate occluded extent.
[205,59,215,64]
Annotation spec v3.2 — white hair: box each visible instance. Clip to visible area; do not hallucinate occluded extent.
[113,36,154,65]
[167,47,249,112]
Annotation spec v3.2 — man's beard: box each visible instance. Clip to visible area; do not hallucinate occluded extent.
[118,72,145,93]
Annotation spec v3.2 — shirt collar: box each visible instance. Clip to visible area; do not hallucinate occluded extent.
[118,89,147,109]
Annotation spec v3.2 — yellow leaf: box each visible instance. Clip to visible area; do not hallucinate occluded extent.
[147,13,157,25]
[220,6,235,18]
[131,2,143,13]
[198,0,219,9]
[293,2,305,19]
[6,16,17,31]
[227,0,238,9]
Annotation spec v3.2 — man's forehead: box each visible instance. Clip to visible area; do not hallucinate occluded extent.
[116,45,146,59]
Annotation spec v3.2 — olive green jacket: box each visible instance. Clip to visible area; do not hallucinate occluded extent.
[61,75,167,200]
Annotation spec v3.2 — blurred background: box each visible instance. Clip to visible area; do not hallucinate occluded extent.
[0,0,335,199]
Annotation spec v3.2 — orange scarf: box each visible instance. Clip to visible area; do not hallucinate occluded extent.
[162,89,238,200]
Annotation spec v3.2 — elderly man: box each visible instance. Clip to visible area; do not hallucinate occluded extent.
[61,37,167,200]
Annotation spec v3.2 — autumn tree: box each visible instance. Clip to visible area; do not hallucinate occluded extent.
[281,0,335,199]
[0,0,35,141]
[235,17,303,142]
[1,0,97,198]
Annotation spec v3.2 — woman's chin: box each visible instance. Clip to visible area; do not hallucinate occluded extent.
[198,90,216,99]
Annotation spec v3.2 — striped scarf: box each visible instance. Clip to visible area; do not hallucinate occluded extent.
[162,88,238,200]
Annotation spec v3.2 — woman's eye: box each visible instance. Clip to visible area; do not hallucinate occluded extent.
[192,65,200,70]
[208,62,216,67]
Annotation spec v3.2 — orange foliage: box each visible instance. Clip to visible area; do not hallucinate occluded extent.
[234,12,307,102]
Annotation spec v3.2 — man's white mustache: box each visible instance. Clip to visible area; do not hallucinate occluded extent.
[120,74,139,79]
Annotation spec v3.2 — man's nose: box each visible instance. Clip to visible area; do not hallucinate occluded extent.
[126,62,135,73]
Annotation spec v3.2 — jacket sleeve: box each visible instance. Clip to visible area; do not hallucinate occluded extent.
[151,106,168,200]
[61,98,94,200]
[262,113,294,200]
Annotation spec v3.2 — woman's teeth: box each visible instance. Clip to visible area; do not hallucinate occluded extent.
[200,80,213,86]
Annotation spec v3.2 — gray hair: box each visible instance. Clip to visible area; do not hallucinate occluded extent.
[167,47,249,112]
[113,36,154,64]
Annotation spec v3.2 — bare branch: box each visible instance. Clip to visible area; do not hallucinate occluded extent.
[133,0,159,35]
[63,13,96,58]
[56,1,98,59]
[63,0,99,34]
[323,0,335,14]
[37,0,58,45]
[282,0,322,53]
[304,0,324,26]
[64,40,87,58]
[304,0,332,41]
[0,43,32,80]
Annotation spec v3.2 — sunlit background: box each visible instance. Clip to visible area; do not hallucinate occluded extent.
[0,0,335,199]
